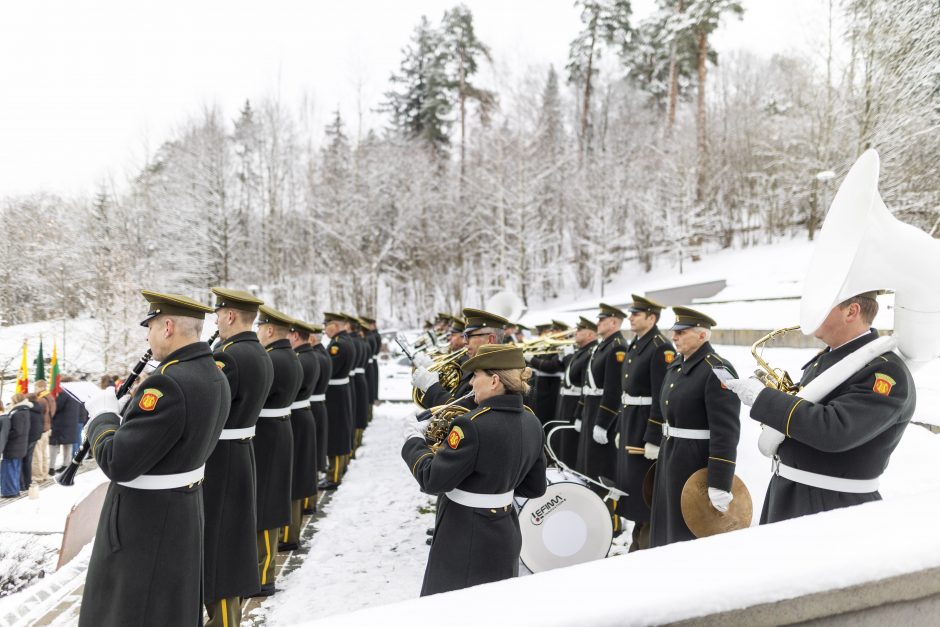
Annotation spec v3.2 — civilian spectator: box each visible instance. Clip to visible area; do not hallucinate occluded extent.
[1,394,31,497]
[50,378,82,474]
[31,380,55,483]
[22,393,44,489]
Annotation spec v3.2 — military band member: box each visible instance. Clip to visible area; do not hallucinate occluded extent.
[308,324,332,505]
[530,316,597,468]
[650,307,741,547]
[80,291,230,627]
[727,292,915,524]
[204,287,274,626]
[253,305,303,595]
[321,312,354,489]
[359,315,381,408]
[402,344,547,596]
[614,294,673,551]
[526,320,569,427]
[447,316,468,352]
[345,315,370,453]
[413,308,510,410]
[280,318,321,551]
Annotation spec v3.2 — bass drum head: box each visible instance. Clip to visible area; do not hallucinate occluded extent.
[519,482,612,573]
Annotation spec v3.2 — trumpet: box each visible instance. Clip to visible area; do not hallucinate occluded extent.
[516,329,576,355]
[751,326,800,393]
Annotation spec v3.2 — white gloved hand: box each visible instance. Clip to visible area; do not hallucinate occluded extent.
[573,418,582,433]
[85,387,120,421]
[592,425,608,445]
[644,443,660,460]
[725,376,765,407]
[614,432,620,449]
[758,425,786,458]
[411,367,438,392]
[708,487,734,512]
[412,352,433,369]
[403,418,430,443]
[523,352,536,362]
[561,344,575,358]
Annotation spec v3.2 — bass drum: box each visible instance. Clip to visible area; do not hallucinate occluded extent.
[518,480,612,573]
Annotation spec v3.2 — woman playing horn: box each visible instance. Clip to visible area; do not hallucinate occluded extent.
[401,344,547,596]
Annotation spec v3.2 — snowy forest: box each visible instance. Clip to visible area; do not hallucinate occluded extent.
[1,0,938,367]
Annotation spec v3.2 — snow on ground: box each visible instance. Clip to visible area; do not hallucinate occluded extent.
[257,350,940,624]
[258,400,436,625]
[0,468,107,534]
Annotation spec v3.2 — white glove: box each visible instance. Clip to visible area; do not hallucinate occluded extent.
[592,425,608,445]
[523,352,536,362]
[708,487,734,512]
[411,367,438,392]
[725,376,765,407]
[561,344,575,357]
[412,352,433,369]
[758,425,786,458]
[614,432,620,448]
[573,419,582,433]
[403,418,430,442]
[644,443,660,460]
[85,387,120,420]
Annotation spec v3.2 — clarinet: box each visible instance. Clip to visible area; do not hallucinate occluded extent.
[207,329,220,347]
[55,349,154,487]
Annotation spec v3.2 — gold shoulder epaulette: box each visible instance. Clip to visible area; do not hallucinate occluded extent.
[469,406,493,422]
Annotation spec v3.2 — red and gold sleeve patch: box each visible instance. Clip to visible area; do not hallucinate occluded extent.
[615,350,626,363]
[873,373,896,396]
[138,388,164,411]
[330,345,339,355]
[446,426,465,449]
[664,351,676,364]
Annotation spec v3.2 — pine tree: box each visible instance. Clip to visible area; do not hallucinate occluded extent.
[382,16,454,157]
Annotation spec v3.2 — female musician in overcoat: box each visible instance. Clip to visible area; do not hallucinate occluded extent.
[402,344,547,596]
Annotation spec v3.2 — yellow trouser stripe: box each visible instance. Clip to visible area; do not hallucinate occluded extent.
[333,456,341,482]
[282,525,289,543]
[221,598,229,627]
[261,530,271,585]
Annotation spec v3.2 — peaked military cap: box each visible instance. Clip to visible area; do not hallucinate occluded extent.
[290,319,320,335]
[516,323,532,332]
[448,317,467,333]
[359,315,376,325]
[576,316,598,332]
[139,290,214,327]
[436,312,452,323]
[211,287,263,312]
[535,322,553,334]
[461,308,510,332]
[257,305,294,328]
[597,302,627,319]
[629,293,666,314]
[461,344,525,374]
[323,312,345,323]
[308,323,324,333]
[551,319,571,331]
[670,306,717,330]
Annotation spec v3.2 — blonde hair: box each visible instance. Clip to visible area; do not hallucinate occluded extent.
[486,367,532,395]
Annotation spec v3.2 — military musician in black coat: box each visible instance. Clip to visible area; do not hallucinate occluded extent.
[347,316,370,452]
[280,318,321,551]
[727,292,915,524]
[253,305,303,596]
[203,288,274,625]
[309,325,332,501]
[402,344,546,596]
[650,307,741,547]
[321,312,353,489]
[616,295,674,551]
[80,291,230,627]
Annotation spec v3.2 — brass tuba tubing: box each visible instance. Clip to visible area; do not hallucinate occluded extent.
[750,326,801,393]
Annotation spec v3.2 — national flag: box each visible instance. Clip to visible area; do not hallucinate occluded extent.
[16,340,29,395]
[34,337,45,382]
[49,341,62,396]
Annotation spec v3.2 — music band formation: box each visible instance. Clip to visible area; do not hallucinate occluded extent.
[401,291,914,595]
[76,288,381,627]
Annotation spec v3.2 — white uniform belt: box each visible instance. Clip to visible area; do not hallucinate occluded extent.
[622,393,652,406]
[582,386,604,396]
[662,423,710,439]
[775,461,880,493]
[446,488,514,508]
[219,426,256,440]
[310,394,326,402]
[530,369,563,378]
[352,368,365,375]
[290,399,311,410]
[328,377,350,385]
[559,386,581,396]
[118,465,205,490]
[259,406,292,418]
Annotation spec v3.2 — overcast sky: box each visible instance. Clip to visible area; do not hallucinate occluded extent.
[0,0,831,199]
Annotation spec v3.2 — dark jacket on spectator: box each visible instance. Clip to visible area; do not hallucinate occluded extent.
[26,398,43,444]
[52,393,83,445]
[2,403,31,458]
